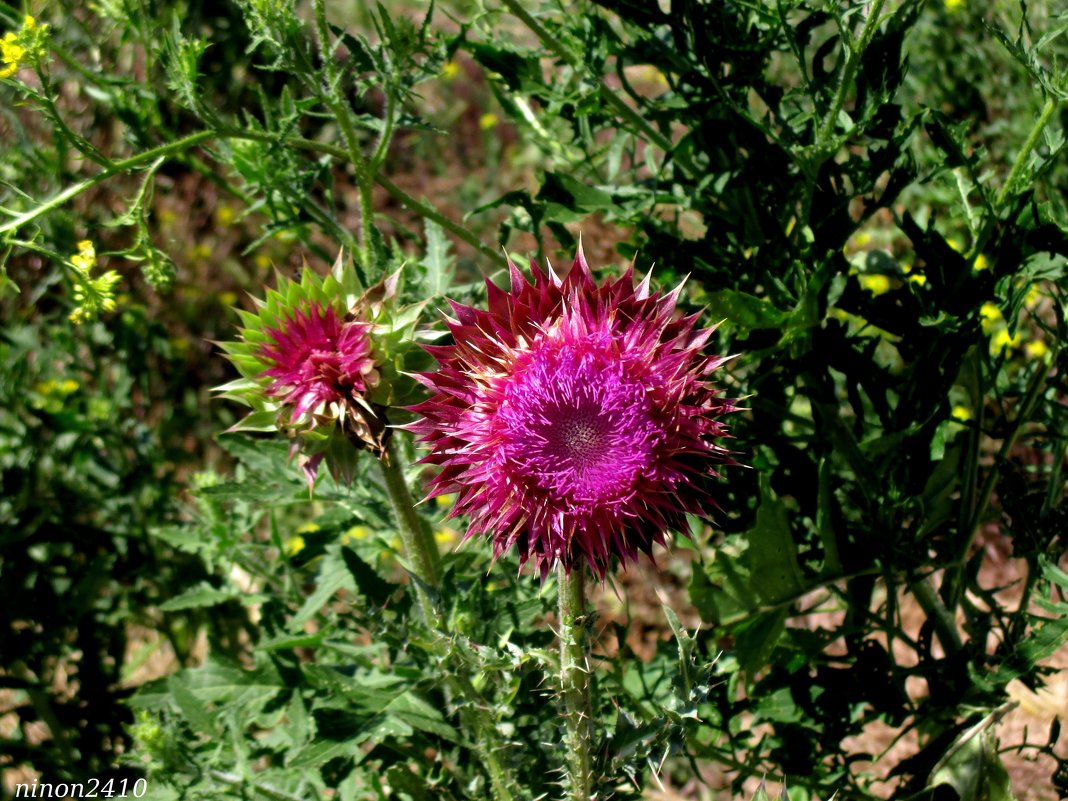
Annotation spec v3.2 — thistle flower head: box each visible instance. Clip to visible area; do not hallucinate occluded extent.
[409,247,737,579]
[259,303,377,422]
[217,253,426,489]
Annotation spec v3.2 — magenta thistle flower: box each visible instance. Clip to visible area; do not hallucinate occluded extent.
[408,247,737,579]
[217,256,427,491]
[260,304,377,424]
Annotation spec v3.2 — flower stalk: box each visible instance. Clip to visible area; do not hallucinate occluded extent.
[379,436,441,619]
[558,563,594,801]
[378,437,516,801]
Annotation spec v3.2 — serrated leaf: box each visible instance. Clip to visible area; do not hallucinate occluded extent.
[929,729,1016,801]
[705,289,790,331]
[383,692,459,742]
[168,675,217,736]
[745,473,805,603]
[159,582,240,611]
[341,546,397,607]
[302,665,405,711]
[293,547,356,626]
[288,736,370,770]
[422,219,455,296]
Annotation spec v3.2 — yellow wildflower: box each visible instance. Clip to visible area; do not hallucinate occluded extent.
[979,302,1002,333]
[951,405,971,423]
[214,204,236,226]
[192,243,212,260]
[858,274,892,296]
[973,253,989,271]
[1024,284,1042,307]
[991,329,1021,353]
[434,528,459,547]
[946,237,962,252]
[296,522,320,534]
[1,16,48,80]
[67,240,121,325]
[341,525,371,545]
[71,240,96,272]
[944,0,963,10]
[285,535,306,557]
[254,253,272,271]
[219,290,238,307]
[441,60,460,80]
[479,112,499,130]
[904,265,927,286]
[435,493,456,509]
[1024,340,1048,360]
[1,33,24,78]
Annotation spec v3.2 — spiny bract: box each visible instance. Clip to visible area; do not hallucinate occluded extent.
[408,247,737,579]
[216,253,426,489]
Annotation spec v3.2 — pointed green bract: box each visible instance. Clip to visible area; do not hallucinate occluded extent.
[215,250,429,489]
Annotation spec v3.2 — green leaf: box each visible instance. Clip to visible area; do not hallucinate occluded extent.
[421,219,455,297]
[302,665,405,711]
[168,675,217,736]
[158,582,241,611]
[744,473,805,604]
[929,729,1016,801]
[292,547,355,626]
[164,659,284,717]
[705,289,790,331]
[735,608,788,679]
[383,692,459,743]
[341,546,397,607]
[288,736,370,770]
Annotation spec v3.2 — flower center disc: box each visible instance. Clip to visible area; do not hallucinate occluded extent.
[498,336,661,505]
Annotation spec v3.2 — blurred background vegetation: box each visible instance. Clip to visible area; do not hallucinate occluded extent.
[1,0,1067,799]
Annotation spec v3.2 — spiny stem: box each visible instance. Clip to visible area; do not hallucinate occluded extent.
[558,563,594,801]
[377,437,516,801]
[312,0,375,276]
[942,356,1052,606]
[815,0,889,152]
[1,127,507,270]
[0,129,216,236]
[995,95,1059,209]
[969,95,1062,264]
[378,437,441,620]
[501,0,695,180]
[910,575,963,656]
[372,172,508,269]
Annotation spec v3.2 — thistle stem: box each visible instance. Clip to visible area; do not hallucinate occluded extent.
[558,563,594,801]
[501,0,695,180]
[815,0,888,152]
[312,0,375,279]
[0,127,507,271]
[995,95,1059,209]
[378,437,516,801]
[378,437,441,621]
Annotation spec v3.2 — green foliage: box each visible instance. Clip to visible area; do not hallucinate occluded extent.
[0,306,221,783]
[126,437,564,799]
[460,0,1068,797]
[2,0,1067,799]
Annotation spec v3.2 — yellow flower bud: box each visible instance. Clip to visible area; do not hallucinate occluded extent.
[858,274,892,296]
[1024,340,1048,360]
